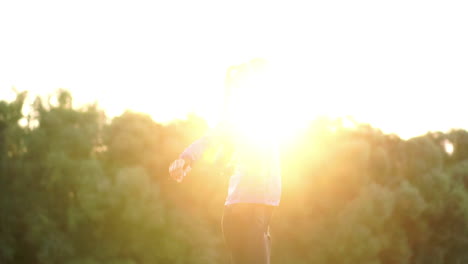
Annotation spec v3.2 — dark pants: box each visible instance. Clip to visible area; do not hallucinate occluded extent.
[222,203,274,264]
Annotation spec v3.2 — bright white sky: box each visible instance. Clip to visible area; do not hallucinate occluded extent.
[1,0,467,139]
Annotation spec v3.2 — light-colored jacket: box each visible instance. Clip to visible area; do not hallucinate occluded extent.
[180,125,281,206]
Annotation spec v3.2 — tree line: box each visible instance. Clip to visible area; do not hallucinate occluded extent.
[1,90,468,264]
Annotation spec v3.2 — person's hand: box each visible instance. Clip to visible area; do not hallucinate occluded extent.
[169,159,191,183]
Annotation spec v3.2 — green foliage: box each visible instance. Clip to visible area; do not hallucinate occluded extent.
[0,90,221,264]
[2,90,468,263]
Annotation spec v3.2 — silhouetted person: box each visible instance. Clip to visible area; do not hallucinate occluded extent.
[169,59,280,264]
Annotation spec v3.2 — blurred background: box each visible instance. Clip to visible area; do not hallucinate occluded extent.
[1,1,468,263]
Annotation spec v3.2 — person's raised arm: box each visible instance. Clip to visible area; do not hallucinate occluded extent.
[169,126,228,182]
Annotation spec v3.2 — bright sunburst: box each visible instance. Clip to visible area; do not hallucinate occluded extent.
[222,58,307,145]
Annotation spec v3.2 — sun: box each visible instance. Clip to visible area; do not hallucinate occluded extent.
[222,58,308,145]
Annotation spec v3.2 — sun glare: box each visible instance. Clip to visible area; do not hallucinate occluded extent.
[222,58,309,145]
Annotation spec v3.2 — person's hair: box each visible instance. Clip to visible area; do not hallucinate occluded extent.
[222,58,269,117]
[225,58,268,89]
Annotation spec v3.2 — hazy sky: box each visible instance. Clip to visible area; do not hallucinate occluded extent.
[1,1,467,139]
